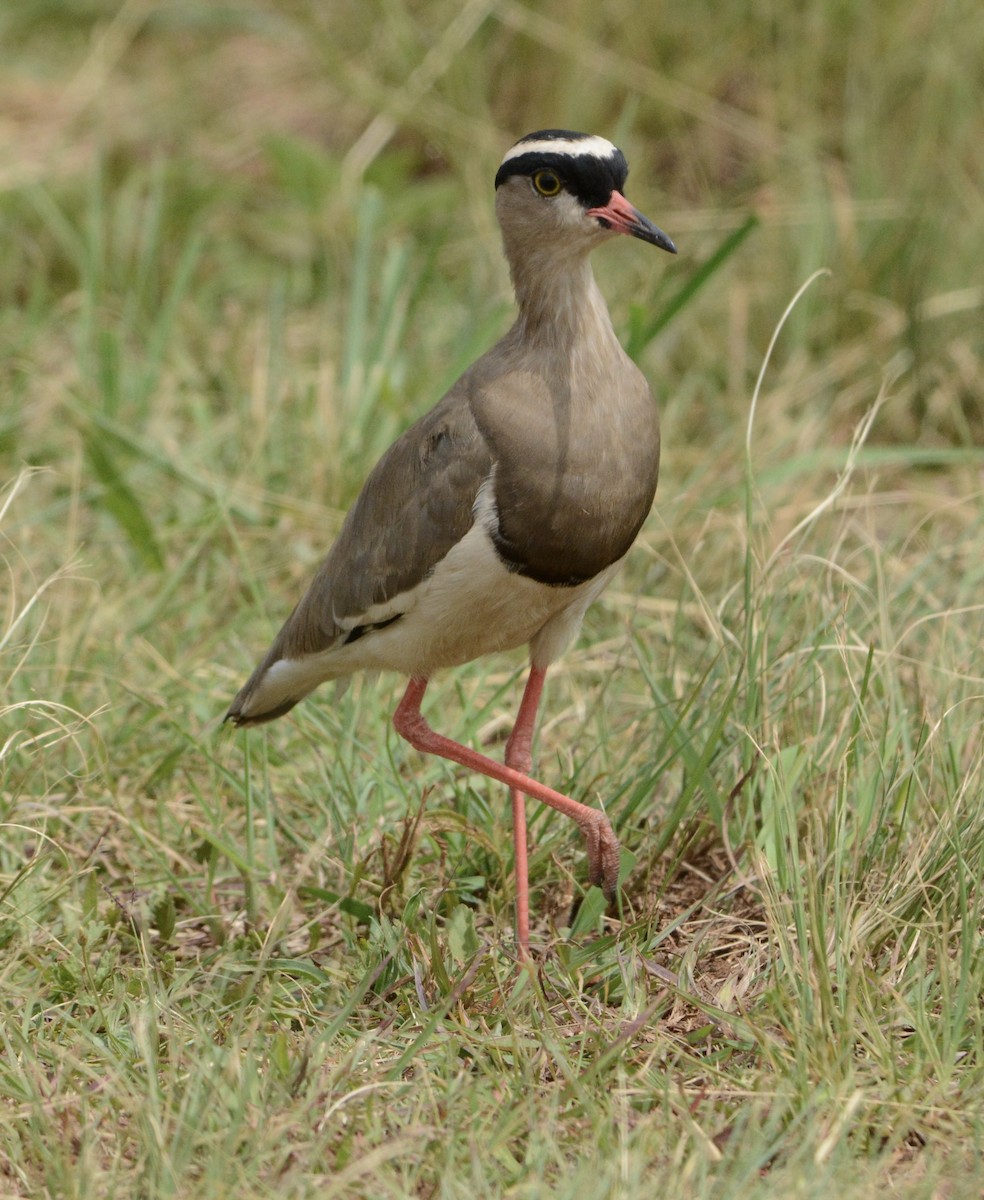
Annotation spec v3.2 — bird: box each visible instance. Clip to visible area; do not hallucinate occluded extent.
[226,128,677,957]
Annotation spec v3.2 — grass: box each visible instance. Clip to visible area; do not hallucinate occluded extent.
[2,0,984,1195]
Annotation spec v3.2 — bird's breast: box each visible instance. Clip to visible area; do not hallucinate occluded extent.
[473,357,660,586]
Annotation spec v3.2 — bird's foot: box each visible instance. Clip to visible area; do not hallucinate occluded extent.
[579,810,621,903]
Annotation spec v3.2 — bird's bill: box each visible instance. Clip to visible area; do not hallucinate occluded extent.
[587,191,677,254]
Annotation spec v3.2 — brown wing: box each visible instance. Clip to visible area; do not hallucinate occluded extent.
[323,395,494,628]
[226,382,493,722]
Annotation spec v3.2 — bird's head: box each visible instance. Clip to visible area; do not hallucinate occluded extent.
[494,129,677,259]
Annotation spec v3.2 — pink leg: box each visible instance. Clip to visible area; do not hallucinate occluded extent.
[393,676,620,956]
[503,667,547,956]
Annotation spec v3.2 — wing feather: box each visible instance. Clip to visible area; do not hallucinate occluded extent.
[226,383,493,723]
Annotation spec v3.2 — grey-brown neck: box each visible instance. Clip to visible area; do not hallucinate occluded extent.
[502,236,619,357]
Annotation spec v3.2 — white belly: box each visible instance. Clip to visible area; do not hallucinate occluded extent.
[254,521,620,712]
[360,523,617,671]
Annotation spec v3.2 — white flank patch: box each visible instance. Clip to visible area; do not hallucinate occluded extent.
[500,134,618,166]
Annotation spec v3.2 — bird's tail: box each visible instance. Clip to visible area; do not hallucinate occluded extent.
[225,692,299,727]
[224,651,319,727]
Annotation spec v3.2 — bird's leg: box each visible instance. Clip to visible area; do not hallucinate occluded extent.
[503,666,547,956]
[393,676,621,954]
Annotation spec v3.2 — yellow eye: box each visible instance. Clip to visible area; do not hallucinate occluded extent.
[532,170,562,197]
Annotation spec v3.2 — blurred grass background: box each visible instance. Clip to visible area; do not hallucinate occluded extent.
[2,1,983,1196]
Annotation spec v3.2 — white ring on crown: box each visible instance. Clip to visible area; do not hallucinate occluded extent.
[499,135,619,166]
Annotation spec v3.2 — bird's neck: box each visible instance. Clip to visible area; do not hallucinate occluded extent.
[508,248,620,355]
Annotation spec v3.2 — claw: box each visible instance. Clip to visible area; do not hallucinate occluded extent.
[581,811,622,902]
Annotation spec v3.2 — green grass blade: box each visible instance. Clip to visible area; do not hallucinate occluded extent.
[82,427,165,571]
[627,214,759,357]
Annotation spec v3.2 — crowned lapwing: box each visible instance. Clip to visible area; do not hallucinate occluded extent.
[226,129,677,956]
